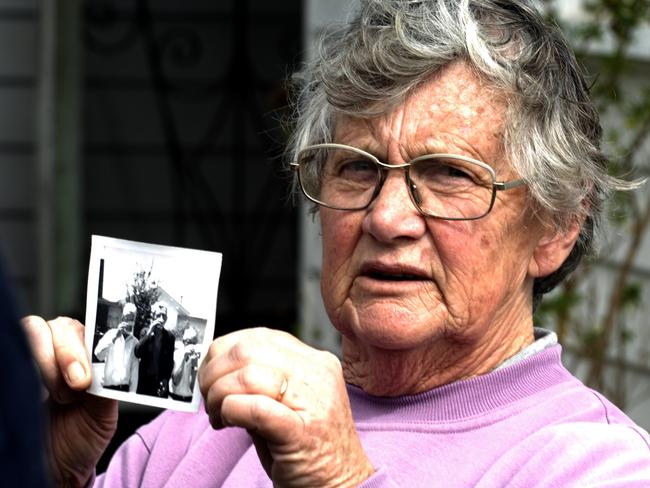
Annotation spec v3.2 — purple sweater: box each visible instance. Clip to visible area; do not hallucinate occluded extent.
[95,345,650,487]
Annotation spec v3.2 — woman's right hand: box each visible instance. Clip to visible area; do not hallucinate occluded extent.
[21,316,118,487]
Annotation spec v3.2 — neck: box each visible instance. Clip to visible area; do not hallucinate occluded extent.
[341,313,535,397]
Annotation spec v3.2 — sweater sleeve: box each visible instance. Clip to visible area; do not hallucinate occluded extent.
[93,433,151,487]
[90,408,256,487]
[476,422,650,487]
[358,466,402,487]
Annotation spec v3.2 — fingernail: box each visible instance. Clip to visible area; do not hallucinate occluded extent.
[66,361,85,384]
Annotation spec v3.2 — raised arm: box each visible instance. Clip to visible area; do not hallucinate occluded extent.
[94,328,117,362]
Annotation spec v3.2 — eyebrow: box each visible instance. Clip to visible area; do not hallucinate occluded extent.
[331,141,484,165]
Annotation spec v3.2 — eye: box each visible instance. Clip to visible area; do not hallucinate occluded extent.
[443,164,473,180]
[326,156,378,185]
[412,157,487,189]
[337,158,376,178]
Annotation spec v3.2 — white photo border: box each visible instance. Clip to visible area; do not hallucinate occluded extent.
[85,235,222,412]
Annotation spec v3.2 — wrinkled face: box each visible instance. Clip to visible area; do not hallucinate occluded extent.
[121,312,135,324]
[182,328,198,345]
[120,315,135,332]
[118,304,136,332]
[122,306,136,325]
[320,62,547,353]
[151,303,168,326]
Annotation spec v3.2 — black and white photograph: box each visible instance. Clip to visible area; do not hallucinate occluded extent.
[84,235,221,412]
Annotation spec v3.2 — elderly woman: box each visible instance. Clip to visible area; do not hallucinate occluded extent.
[22,0,650,486]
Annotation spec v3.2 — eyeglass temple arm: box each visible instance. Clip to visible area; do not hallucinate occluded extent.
[494,178,526,191]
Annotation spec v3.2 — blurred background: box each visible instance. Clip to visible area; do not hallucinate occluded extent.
[0,0,649,469]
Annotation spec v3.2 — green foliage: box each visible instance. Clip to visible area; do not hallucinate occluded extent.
[608,189,635,225]
[125,264,161,339]
[540,0,650,403]
[581,326,604,351]
[535,289,582,327]
[620,282,642,307]
[620,326,635,343]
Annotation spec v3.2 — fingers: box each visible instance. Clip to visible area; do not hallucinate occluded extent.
[198,327,307,396]
[200,330,276,397]
[198,328,372,486]
[202,328,305,370]
[203,364,288,429]
[21,315,91,403]
[220,394,302,444]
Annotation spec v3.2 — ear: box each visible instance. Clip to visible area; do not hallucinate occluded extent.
[528,220,582,279]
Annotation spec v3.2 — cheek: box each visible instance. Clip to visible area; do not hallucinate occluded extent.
[429,223,505,311]
[429,221,491,275]
[437,220,533,307]
[436,220,501,268]
[320,210,362,305]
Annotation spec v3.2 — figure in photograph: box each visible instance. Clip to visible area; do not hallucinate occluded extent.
[134,302,175,397]
[170,326,200,402]
[93,302,138,392]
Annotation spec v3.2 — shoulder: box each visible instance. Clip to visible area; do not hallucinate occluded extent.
[537,385,650,450]
[476,381,650,486]
[477,421,650,486]
[510,368,650,448]
[536,421,649,451]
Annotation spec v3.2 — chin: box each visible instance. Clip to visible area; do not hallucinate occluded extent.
[334,301,444,351]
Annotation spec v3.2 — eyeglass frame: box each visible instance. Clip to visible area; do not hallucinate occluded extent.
[290,143,527,221]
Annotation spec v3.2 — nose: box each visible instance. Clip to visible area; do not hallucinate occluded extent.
[361,170,427,242]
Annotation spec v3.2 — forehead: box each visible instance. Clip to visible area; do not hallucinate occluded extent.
[334,62,507,165]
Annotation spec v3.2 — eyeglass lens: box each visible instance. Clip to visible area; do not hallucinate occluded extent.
[298,146,495,219]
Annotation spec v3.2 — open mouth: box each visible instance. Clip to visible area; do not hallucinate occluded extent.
[365,271,423,281]
[361,264,428,282]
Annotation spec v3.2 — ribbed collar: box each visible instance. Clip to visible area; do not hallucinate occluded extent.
[347,344,575,424]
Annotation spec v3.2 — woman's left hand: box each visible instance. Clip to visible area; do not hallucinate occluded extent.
[198,327,375,487]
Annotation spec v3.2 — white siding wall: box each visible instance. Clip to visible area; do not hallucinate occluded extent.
[297,0,353,353]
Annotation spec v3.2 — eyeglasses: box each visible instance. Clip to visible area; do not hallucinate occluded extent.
[291,143,527,221]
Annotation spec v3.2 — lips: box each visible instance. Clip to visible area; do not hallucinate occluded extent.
[359,262,429,282]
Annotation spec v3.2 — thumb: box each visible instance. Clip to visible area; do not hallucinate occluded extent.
[220,394,302,443]
[48,317,92,390]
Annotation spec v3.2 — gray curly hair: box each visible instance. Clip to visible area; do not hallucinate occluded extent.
[288,0,640,309]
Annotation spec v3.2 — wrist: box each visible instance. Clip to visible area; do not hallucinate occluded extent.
[52,465,96,488]
[334,460,375,488]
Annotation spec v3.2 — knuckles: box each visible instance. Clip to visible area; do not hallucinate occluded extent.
[200,328,346,418]
[316,350,343,376]
[228,341,255,366]
[206,340,220,361]
[236,364,265,392]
